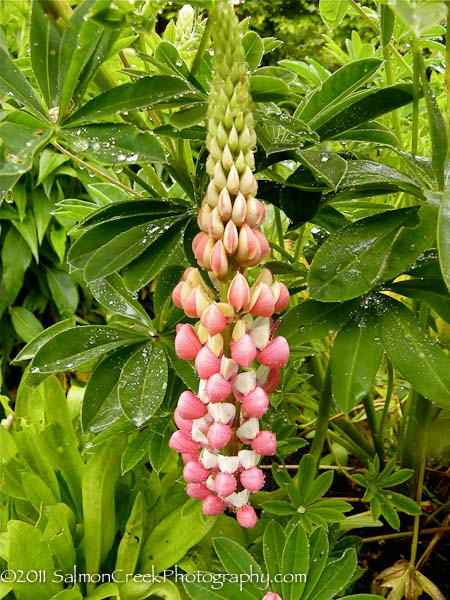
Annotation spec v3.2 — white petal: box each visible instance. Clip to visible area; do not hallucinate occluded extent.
[198,379,209,404]
[255,364,270,386]
[238,449,261,469]
[250,317,270,350]
[225,489,250,508]
[200,448,219,469]
[220,356,239,380]
[206,474,216,491]
[236,418,259,441]
[234,371,257,394]
[218,455,239,473]
[208,402,236,424]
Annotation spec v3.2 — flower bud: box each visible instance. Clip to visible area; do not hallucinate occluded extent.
[183,460,210,483]
[208,402,236,424]
[247,283,275,318]
[175,324,203,360]
[206,180,220,207]
[231,191,247,226]
[192,232,209,262]
[254,267,274,287]
[207,422,232,450]
[218,187,232,220]
[206,373,232,403]
[214,161,227,189]
[174,408,193,432]
[223,220,239,255]
[227,164,240,194]
[207,333,224,357]
[242,386,269,419]
[260,367,281,394]
[239,166,258,195]
[182,451,199,464]
[202,494,226,516]
[262,593,283,600]
[251,430,276,455]
[231,334,257,368]
[183,288,200,318]
[236,418,259,442]
[197,204,211,232]
[231,319,247,341]
[254,230,270,261]
[257,336,290,368]
[207,206,224,240]
[214,472,237,496]
[178,390,207,420]
[272,282,290,312]
[217,122,229,147]
[169,430,199,454]
[228,272,250,311]
[186,483,211,500]
[245,196,259,227]
[200,304,227,336]
[238,449,260,469]
[237,223,258,263]
[210,240,229,278]
[201,237,215,271]
[236,505,258,528]
[240,467,265,492]
[195,346,220,379]
[172,282,184,308]
[222,144,234,171]
[195,287,213,317]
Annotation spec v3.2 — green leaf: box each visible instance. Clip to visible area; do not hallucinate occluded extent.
[10,307,44,342]
[89,273,155,329]
[42,504,76,575]
[57,0,104,120]
[326,160,424,201]
[388,278,450,323]
[438,188,450,292]
[119,343,168,427]
[277,299,354,342]
[66,76,200,125]
[12,210,40,263]
[312,84,415,141]
[308,207,426,302]
[162,338,200,390]
[337,121,399,146]
[377,296,450,407]
[294,150,348,191]
[46,267,79,318]
[79,198,185,228]
[61,123,166,164]
[380,4,395,48]
[153,265,185,332]
[83,215,184,283]
[12,317,76,363]
[82,435,126,595]
[307,548,357,600]
[303,471,334,506]
[299,58,381,124]
[250,75,290,102]
[148,422,172,473]
[30,0,60,108]
[331,317,383,413]
[261,501,297,516]
[1,227,32,304]
[0,112,52,181]
[7,521,62,600]
[319,0,349,28]
[242,31,264,71]
[115,491,145,574]
[31,325,147,373]
[123,218,187,292]
[140,501,215,573]
[384,491,421,516]
[302,527,329,599]
[263,521,285,595]
[38,149,69,185]
[281,522,309,600]
[0,45,47,119]
[81,346,137,433]
[214,538,265,597]
[296,454,317,502]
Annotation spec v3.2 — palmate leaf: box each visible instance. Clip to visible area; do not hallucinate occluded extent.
[30,0,60,108]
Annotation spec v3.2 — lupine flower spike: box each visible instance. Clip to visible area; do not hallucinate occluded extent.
[169,0,290,528]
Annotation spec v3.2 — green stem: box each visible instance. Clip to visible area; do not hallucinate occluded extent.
[310,363,332,470]
[268,240,293,262]
[122,167,159,197]
[378,356,394,439]
[332,417,375,464]
[191,13,214,76]
[293,225,306,262]
[52,141,142,197]
[410,413,429,566]
[382,44,403,146]
[411,35,422,156]
[141,165,168,197]
[274,207,285,249]
[447,2,450,148]
[363,393,384,461]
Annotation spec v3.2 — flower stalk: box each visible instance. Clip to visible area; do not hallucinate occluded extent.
[169,1,290,528]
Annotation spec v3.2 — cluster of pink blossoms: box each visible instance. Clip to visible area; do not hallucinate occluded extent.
[168,0,290,529]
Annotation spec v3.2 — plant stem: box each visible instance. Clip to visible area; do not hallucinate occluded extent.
[310,362,332,469]
[447,2,450,147]
[191,13,214,76]
[382,45,403,146]
[332,418,374,463]
[410,411,429,567]
[411,35,422,156]
[122,167,159,197]
[274,207,285,248]
[53,141,142,197]
[363,392,384,461]
[362,526,450,544]
[268,240,293,262]
[378,356,394,439]
[293,225,306,262]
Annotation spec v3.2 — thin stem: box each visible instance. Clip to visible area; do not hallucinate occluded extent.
[411,35,422,156]
[268,240,293,262]
[141,165,168,197]
[310,362,332,469]
[447,2,450,148]
[362,527,450,544]
[191,14,214,76]
[122,167,159,197]
[293,225,306,262]
[378,356,394,438]
[410,412,429,566]
[383,45,403,146]
[53,141,142,197]
[363,393,384,461]
[332,417,375,461]
[274,207,285,249]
